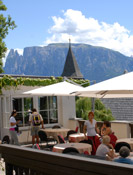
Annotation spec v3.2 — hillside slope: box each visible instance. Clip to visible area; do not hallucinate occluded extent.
[4,43,133,82]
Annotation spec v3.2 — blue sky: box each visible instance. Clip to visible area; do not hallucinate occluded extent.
[2,0,133,56]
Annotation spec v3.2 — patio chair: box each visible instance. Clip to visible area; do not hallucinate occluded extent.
[64,130,77,142]
[62,147,79,155]
[79,139,93,147]
[115,142,131,153]
[79,139,94,155]
[52,125,61,129]
[58,135,65,144]
[38,130,57,149]
[75,126,79,133]
[2,135,10,144]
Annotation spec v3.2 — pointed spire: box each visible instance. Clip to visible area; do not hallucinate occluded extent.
[69,38,71,48]
[61,39,83,79]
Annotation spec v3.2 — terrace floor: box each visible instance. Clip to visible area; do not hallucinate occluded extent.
[0,159,5,175]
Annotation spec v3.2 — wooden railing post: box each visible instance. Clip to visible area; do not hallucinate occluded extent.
[5,163,14,175]
[78,120,85,133]
[129,123,133,138]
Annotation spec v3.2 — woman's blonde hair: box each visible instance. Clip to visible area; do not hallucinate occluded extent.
[102,135,110,144]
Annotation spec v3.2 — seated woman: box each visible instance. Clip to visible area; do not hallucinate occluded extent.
[96,135,115,160]
[83,111,100,155]
[101,121,117,148]
[101,121,112,136]
[113,146,133,164]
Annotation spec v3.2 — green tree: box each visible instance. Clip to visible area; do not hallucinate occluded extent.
[0,0,16,73]
[76,97,115,121]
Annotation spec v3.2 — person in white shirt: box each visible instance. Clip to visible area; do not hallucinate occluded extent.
[96,135,115,160]
[9,110,21,145]
[83,111,100,155]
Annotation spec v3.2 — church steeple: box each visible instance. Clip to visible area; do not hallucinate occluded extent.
[69,38,71,48]
[61,40,83,79]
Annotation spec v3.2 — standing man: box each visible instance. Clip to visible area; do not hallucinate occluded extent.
[29,108,44,145]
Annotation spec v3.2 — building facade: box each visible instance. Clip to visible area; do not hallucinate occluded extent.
[0,84,76,140]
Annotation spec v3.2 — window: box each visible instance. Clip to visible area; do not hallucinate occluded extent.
[39,96,58,124]
[12,97,33,126]
[12,96,58,127]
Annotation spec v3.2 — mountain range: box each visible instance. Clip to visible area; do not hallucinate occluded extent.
[3,43,133,82]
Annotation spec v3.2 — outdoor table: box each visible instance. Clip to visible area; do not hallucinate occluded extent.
[69,133,85,143]
[41,128,70,142]
[116,138,133,151]
[52,143,92,154]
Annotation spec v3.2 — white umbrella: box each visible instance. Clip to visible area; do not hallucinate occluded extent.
[23,81,84,96]
[74,72,133,98]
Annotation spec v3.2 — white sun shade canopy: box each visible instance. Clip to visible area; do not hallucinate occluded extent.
[74,72,133,98]
[23,81,84,96]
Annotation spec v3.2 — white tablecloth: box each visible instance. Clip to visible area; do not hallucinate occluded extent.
[53,143,92,154]
[69,133,85,143]
[41,128,70,142]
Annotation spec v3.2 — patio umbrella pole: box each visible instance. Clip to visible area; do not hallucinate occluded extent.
[91,97,95,112]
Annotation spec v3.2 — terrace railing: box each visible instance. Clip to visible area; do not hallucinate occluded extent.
[0,144,133,175]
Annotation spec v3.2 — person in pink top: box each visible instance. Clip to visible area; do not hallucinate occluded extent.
[9,110,21,145]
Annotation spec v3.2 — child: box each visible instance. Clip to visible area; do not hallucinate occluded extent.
[114,146,133,164]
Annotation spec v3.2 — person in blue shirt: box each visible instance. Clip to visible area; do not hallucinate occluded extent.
[114,146,133,164]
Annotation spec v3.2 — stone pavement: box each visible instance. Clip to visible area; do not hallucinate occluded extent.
[0,159,5,175]
[0,169,5,175]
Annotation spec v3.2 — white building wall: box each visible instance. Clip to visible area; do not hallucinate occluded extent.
[111,121,131,139]
[0,86,43,140]
[57,96,76,129]
[0,85,77,141]
[61,96,76,129]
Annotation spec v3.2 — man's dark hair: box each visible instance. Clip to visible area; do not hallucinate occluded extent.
[32,108,37,112]
[10,110,17,117]
[119,146,130,158]
[103,121,111,127]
